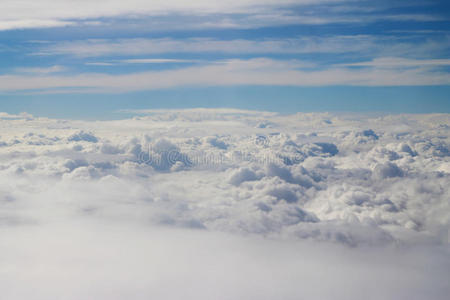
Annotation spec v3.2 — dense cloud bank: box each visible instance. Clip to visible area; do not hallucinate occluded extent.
[0,110,449,299]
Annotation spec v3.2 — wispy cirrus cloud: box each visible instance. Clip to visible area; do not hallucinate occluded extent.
[0,19,75,31]
[14,65,66,74]
[37,37,375,57]
[1,58,449,94]
[0,0,348,31]
[36,35,450,59]
[84,59,197,66]
[120,58,197,64]
[341,57,450,67]
[0,0,443,31]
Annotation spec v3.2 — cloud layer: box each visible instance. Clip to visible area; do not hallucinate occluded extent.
[0,0,343,31]
[0,109,449,299]
[6,0,432,31]
[1,1,448,97]
[0,110,448,244]
[2,58,450,93]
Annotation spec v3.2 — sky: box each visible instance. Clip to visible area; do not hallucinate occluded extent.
[0,0,449,118]
[0,2,449,296]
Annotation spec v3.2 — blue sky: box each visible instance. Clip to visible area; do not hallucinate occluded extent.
[0,0,449,118]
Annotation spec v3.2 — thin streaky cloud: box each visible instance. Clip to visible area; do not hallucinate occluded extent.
[119,108,278,116]
[0,19,75,31]
[14,65,66,74]
[0,1,442,31]
[84,62,115,66]
[0,0,351,31]
[341,58,450,67]
[35,35,450,61]
[1,58,449,94]
[84,59,200,67]
[120,58,198,64]
[379,14,445,22]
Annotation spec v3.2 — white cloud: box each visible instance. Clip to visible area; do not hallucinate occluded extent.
[34,36,450,76]
[14,65,66,74]
[120,58,197,64]
[0,1,440,31]
[0,109,448,242]
[0,0,348,31]
[0,112,34,120]
[34,36,393,57]
[0,19,74,31]
[381,14,444,22]
[1,223,448,300]
[122,107,278,116]
[0,109,449,298]
[84,62,115,66]
[1,0,327,18]
[342,57,450,68]
[1,58,449,93]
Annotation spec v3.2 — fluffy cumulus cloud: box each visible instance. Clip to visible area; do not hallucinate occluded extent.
[0,109,449,299]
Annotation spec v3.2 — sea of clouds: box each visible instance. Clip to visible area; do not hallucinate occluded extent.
[0,109,449,299]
